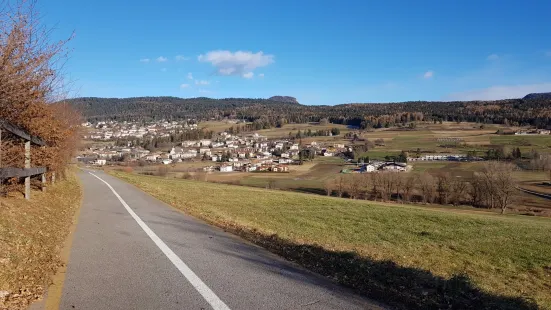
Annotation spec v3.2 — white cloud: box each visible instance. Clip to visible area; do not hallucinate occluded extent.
[175,55,189,61]
[180,84,190,89]
[195,80,210,85]
[187,72,193,80]
[198,50,274,77]
[423,71,434,79]
[445,82,551,101]
[198,89,211,94]
[156,56,168,62]
[258,73,265,78]
[487,54,499,61]
[242,72,254,79]
[140,58,150,63]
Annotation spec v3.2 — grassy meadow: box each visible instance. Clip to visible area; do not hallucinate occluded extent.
[111,170,551,309]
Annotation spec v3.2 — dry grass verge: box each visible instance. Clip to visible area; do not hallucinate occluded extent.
[111,171,551,310]
[0,171,81,310]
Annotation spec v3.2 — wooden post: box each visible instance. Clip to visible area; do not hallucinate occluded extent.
[25,140,30,200]
[41,173,46,192]
[0,128,3,197]
[52,171,56,184]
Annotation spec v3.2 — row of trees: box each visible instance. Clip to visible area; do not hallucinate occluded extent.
[324,162,518,214]
[293,128,341,138]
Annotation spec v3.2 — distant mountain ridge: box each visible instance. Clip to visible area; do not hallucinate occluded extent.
[65,94,551,129]
[268,96,299,104]
[523,92,551,100]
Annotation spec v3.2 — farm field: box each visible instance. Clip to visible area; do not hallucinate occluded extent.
[118,157,551,213]
[110,171,551,310]
[354,122,551,156]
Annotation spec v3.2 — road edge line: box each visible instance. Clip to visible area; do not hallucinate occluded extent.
[88,171,230,310]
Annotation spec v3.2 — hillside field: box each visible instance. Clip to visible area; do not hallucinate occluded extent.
[111,171,551,310]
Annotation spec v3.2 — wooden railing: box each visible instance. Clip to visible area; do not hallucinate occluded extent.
[0,119,49,199]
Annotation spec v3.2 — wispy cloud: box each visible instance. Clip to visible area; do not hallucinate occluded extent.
[195,80,209,85]
[487,54,500,61]
[198,89,211,94]
[180,84,190,89]
[161,68,167,72]
[156,56,168,62]
[198,50,274,77]
[242,72,254,79]
[445,82,551,101]
[187,72,193,80]
[175,55,189,61]
[423,71,434,79]
[258,73,265,78]
[139,58,150,63]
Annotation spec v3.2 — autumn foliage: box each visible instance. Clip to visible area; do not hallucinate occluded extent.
[0,0,79,176]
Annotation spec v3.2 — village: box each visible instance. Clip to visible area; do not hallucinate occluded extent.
[78,119,357,173]
[78,119,510,175]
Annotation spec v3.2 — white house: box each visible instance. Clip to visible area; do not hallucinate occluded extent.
[361,164,377,172]
[94,159,107,166]
[200,139,212,146]
[220,165,233,172]
[169,147,184,159]
[145,154,160,162]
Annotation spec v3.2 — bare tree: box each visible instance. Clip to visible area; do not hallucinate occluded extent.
[334,175,346,197]
[489,162,517,214]
[436,173,452,204]
[323,179,334,196]
[345,174,362,199]
[401,174,417,202]
[418,173,435,203]
[449,177,468,206]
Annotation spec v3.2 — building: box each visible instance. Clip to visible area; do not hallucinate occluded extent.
[360,164,377,172]
[380,162,409,172]
[220,165,233,172]
[94,159,107,166]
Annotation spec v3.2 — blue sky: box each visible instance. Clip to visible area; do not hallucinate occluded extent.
[41,0,551,105]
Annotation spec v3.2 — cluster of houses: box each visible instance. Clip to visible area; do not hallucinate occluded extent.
[343,161,412,173]
[515,129,551,135]
[406,154,483,161]
[78,127,352,173]
[81,120,198,140]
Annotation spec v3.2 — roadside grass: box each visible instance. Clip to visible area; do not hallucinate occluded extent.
[111,171,551,310]
[0,171,81,310]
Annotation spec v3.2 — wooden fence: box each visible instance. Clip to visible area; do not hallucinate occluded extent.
[0,119,50,199]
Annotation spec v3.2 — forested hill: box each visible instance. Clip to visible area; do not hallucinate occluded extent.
[523,92,551,100]
[66,96,551,129]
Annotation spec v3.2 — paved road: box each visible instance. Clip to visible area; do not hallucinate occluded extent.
[58,170,384,310]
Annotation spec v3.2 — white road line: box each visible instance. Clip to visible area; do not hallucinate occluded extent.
[88,172,231,310]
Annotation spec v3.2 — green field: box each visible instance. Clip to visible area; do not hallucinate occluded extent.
[111,171,551,309]
[490,135,551,152]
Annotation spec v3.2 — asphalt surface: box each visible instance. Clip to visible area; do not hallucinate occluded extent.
[59,170,385,310]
